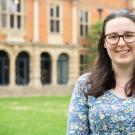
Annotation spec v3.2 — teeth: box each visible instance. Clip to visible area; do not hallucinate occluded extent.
[120,51,127,54]
[117,50,129,54]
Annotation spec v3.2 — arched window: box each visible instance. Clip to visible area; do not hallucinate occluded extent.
[0,51,9,85]
[16,52,29,85]
[41,53,51,85]
[57,53,69,84]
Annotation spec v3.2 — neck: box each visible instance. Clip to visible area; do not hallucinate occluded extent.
[112,63,134,87]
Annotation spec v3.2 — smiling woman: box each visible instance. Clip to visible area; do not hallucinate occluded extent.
[104,17,135,67]
[67,10,135,135]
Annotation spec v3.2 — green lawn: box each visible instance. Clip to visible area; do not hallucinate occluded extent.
[0,96,71,135]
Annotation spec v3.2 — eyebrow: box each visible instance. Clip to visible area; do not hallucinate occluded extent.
[105,31,135,35]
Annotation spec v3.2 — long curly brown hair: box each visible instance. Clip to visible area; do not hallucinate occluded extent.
[87,10,135,97]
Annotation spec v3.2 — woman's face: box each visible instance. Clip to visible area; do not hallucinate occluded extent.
[104,17,135,67]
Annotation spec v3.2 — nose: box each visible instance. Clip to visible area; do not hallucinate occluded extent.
[117,37,126,47]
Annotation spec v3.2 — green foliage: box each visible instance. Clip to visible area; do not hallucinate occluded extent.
[87,21,103,65]
[0,96,70,135]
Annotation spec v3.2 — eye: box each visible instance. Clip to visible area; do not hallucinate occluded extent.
[107,34,118,39]
[124,32,135,38]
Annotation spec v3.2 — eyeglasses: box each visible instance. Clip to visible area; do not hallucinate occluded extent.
[105,32,135,45]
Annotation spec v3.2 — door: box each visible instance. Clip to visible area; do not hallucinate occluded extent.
[57,54,68,84]
[16,52,29,85]
[0,52,9,85]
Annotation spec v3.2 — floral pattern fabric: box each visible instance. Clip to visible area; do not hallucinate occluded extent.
[67,74,135,135]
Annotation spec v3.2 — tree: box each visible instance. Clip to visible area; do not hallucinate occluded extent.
[86,21,103,66]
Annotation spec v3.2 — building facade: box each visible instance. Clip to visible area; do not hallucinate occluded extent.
[0,0,133,96]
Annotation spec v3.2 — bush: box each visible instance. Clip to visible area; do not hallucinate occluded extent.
[86,21,103,65]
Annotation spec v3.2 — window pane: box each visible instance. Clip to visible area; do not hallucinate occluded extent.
[56,6,59,17]
[50,20,54,32]
[85,12,88,22]
[80,25,83,36]
[83,25,86,37]
[82,11,85,22]
[17,15,21,28]
[10,0,15,13]
[2,0,7,11]
[10,15,14,28]
[80,11,83,22]
[50,8,53,17]
[56,20,59,33]
[2,14,7,28]
[85,25,88,36]
[17,0,21,12]
[5,68,9,84]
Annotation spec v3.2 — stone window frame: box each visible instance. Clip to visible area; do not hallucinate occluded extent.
[49,3,61,34]
[1,0,25,32]
[80,10,89,38]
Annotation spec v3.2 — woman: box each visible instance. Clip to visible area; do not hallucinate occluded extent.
[67,10,135,134]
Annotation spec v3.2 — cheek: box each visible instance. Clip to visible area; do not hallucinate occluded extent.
[106,49,115,61]
[104,43,107,48]
[104,40,108,48]
[104,46,113,57]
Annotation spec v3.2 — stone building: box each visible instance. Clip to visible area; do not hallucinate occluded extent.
[0,0,133,96]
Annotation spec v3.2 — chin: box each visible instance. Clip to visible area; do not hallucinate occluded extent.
[115,60,133,65]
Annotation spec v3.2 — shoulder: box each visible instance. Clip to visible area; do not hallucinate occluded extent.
[77,73,91,84]
[74,73,91,94]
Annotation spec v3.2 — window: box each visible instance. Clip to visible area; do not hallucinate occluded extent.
[49,5,60,33]
[0,51,9,85]
[16,52,29,85]
[40,53,52,85]
[1,0,25,31]
[57,54,69,84]
[80,10,88,37]
[80,54,89,75]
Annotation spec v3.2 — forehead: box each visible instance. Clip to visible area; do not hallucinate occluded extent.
[105,17,135,34]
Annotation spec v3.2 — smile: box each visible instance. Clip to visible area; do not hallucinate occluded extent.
[115,50,130,55]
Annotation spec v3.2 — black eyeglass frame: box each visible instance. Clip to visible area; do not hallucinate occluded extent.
[104,32,135,45]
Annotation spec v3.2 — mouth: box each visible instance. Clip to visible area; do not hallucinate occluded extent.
[115,50,130,55]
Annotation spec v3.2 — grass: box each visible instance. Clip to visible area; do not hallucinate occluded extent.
[0,96,71,135]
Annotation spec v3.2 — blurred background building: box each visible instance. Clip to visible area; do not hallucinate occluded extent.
[0,0,134,96]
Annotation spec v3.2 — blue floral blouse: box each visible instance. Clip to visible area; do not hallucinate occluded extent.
[67,74,135,135]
